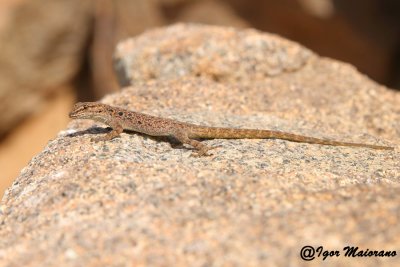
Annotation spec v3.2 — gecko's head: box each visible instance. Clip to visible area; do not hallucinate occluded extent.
[69,102,110,120]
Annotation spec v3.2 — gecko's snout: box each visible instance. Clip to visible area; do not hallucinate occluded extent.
[68,110,76,118]
[69,103,84,119]
[68,106,79,118]
[69,102,105,120]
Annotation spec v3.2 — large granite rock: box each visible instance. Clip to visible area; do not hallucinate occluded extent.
[0,24,399,266]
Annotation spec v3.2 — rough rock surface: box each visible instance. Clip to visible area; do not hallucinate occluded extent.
[1,24,399,266]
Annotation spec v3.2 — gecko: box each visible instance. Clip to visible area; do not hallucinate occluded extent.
[69,102,394,156]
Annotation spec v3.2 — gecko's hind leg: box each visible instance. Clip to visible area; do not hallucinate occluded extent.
[173,131,219,157]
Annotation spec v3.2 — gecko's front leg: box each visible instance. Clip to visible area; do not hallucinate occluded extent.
[173,131,218,157]
[91,120,123,142]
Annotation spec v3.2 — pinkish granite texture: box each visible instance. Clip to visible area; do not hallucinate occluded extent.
[0,24,399,267]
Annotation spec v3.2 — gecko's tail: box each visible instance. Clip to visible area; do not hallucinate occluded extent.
[275,133,394,150]
[192,127,394,150]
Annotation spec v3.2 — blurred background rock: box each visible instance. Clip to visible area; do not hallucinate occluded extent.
[0,0,399,196]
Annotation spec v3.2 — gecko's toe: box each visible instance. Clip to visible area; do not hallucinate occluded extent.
[91,136,106,142]
[190,145,220,157]
[190,151,212,157]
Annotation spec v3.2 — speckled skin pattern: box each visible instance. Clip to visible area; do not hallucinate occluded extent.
[69,102,394,156]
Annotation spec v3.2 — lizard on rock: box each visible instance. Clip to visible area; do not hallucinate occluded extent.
[69,102,394,156]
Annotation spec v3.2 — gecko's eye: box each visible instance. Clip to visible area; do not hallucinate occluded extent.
[118,111,123,116]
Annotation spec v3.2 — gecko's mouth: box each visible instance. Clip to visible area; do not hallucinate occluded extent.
[69,111,78,118]
[69,111,85,119]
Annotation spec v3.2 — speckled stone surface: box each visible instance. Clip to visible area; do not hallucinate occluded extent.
[114,23,311,86]
[1,24,400,267]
